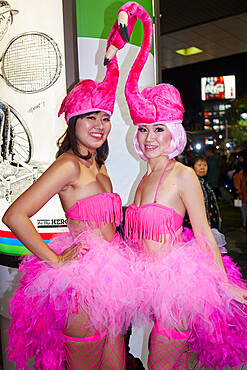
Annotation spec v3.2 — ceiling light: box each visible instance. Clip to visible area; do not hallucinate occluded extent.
[175,47,203,56]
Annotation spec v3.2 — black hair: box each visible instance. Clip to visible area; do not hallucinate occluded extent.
[192,154,207,167]
[205,145,215,153]
[56,112,109,167]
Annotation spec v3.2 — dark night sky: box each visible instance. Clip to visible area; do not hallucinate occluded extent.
[162,52,247,112]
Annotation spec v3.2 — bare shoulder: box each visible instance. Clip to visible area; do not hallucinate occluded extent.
[32,152,83,191]
[53,152,81,176]
[174,162,198,190]
[56,152,81,167]
[174,161,194,179]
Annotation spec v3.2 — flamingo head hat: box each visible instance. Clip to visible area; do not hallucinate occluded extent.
[58,16,131,123]
[113,2,187,159]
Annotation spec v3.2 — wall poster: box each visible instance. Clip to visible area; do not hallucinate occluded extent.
[0,0,67,256]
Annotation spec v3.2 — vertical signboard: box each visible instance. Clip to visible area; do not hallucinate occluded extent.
[0,0,67,255]
[0,2,68,367]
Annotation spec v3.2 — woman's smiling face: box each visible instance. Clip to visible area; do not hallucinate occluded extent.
[75,111,111,154]
[137,124,171,159]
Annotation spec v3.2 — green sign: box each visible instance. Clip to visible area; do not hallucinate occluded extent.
[76,0,154,55]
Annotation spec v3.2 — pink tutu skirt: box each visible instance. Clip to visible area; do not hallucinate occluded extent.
[133,229,247,369]
[7,230,139,370]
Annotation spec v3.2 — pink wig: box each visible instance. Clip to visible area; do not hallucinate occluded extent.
[134,120,187,161]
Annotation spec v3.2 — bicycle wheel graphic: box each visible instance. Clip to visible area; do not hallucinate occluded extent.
[0,101,33,163]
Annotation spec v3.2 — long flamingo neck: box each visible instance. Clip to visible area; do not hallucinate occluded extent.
[102,21,119,87]
[126,10,153,93]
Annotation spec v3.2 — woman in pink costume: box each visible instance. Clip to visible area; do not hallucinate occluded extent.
[2,20,138,370]
[106,2,247,369]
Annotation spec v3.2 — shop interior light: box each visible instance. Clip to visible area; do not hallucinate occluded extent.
[175,46,203,56]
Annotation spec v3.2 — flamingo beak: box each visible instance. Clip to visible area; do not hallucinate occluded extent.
[118,11,130,42]
[104,44,118,65]
[104,57,109,66]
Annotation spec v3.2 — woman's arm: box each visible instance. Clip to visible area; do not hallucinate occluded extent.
[180,166,247,305]
[2,156,80,266]
[178,166,226,272]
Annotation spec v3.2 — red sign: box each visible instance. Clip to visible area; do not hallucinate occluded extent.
[205,76,225,100]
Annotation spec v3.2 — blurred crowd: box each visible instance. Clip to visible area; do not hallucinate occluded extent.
[181,146,247,233]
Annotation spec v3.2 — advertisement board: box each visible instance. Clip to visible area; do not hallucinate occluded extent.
[201,75,236,100]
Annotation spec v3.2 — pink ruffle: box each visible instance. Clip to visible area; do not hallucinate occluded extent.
[132,232,247,369]
[7,231,139,369]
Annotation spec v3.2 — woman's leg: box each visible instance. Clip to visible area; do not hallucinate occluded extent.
[64,312,107,370]
[148,322,190,370]
[102,334,125,370]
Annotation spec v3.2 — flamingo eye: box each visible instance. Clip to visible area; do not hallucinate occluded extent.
[110,39,113,42]
[130,12,132,15]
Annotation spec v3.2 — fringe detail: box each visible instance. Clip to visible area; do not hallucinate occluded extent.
[125,203,183,242]
[66,193,122,229]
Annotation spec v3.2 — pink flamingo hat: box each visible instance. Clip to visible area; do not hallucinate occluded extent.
[116,2,185,125]
[114,2,186,159]
[58,19,128,123]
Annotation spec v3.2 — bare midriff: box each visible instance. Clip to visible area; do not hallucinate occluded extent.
[139,226,183,257]
[67,218,117,242]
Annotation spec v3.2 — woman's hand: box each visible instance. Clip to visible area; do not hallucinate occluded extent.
[56,241,90,266]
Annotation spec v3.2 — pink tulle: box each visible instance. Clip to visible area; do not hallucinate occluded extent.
[7,231,139,369]
[130,231,247,369]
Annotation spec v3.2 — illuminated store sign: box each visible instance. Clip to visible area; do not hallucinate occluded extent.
[201,75,236,100]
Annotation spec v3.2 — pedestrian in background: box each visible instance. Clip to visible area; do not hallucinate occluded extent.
[204,145,220,199]
[184,154,221,230]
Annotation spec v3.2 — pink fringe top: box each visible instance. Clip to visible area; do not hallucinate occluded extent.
[125,159,183,243]
[125,203,183,243]
[65,193,122,230]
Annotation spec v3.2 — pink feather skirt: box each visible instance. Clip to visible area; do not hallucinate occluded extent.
[132,229,247,369]
[7,230,139,370]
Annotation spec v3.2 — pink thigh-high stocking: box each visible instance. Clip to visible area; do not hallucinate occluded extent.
[148,322,191,370]
[64,311,106,369]
[64,333,125,370]
[101,334,125,370]
[64,331,107,369]
[64,312,125,369]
